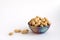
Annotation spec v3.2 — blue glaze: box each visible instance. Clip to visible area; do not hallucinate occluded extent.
[38,26,49,33]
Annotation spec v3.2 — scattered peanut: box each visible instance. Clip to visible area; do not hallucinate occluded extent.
[9,29,29,36]
[21,29,29,34]
[9,32,13,36]
[14,29,21,33]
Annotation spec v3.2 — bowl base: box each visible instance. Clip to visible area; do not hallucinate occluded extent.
[32,32,45,34]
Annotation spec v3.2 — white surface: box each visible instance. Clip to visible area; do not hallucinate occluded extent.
[0,0,60,40]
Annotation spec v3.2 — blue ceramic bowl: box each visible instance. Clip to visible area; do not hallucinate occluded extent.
[29,25,50,34]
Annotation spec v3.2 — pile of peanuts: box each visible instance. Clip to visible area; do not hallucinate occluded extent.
[28,16,50,27]
[9,29,29,36]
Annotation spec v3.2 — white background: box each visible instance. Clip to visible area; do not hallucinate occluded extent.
[0,0,60,40]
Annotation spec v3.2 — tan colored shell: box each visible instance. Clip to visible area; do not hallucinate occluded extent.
[42,21,48,26]
[44,17,51,25]
[47,21,51,25]
[35,16,41,21]
[34,24,39,27]
[14,29,21,33]
[9,32,13,36]
[21,29,29,34]
[40,24,43,27]
[41,18,46,22]
[31,21,35,26]
[44,17,48,21]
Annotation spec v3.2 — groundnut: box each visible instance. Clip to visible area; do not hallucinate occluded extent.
[34,18,39,23]
[9,32,13,36]
[43,22,47,26]
[45,23,47,26]
[36,16,39,18]
[36,17,40,20]
[40,22,43,25]
[34,24,39,27]
[21,29,29,34]
[44,17,51,25]
[36,16,42,20]
[40,24,43,27]
[31,18,35,21]
[38,20,41,23]
[41,18,46,22]
[37,22,41,25]
[14,29,21,33]
[28,22,32,25]
[44,17,48,21]
[47,21,51,26]
[31,21,35,26]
